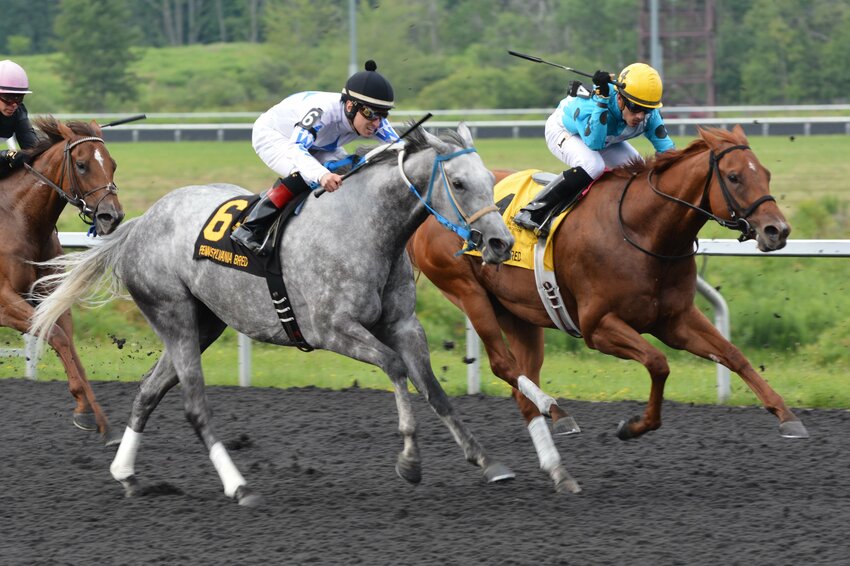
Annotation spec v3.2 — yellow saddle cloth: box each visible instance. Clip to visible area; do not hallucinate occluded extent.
[466,169,570,271]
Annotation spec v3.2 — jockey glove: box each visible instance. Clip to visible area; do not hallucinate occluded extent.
[592,70,612,97]
[0,149,29,171]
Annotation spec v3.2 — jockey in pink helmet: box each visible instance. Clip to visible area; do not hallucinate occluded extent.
[0,60,37,177]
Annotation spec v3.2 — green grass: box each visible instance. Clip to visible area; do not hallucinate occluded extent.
[6,134,850,409]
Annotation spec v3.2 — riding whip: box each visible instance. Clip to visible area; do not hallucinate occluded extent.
[314,112,434,198]
[99,114,147,128]
[507,50,625,88]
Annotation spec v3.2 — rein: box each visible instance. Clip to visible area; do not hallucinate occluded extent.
[619,144,775,261]
[24,136,118,226]
[396,145,498,253]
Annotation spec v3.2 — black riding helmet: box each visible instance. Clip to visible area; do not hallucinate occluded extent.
[341,60,394,119]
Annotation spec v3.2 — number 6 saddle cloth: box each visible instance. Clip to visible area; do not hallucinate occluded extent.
[193,194,265,276]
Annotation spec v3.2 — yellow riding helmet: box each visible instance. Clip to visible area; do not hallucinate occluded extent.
[617,63,663,109]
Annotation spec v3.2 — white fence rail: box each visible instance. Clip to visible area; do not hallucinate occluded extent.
[36,105,850,142]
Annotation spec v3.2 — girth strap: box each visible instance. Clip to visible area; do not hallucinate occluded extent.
[263,192,314,352]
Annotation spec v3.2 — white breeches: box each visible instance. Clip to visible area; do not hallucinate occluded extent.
[544,113,643,178]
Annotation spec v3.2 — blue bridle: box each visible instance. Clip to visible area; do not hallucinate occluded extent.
[397,146,497,253]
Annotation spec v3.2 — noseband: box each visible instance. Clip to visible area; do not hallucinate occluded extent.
[397,145,498,253]
[24,135,118,226]
[620,144,775,260]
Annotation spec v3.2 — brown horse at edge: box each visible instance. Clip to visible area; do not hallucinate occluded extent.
[0,117,124,443]
[408,125,808,493]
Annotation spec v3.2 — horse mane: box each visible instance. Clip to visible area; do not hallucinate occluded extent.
[611,126,747,178]
[355,123,470,167]
[26,116,101,160]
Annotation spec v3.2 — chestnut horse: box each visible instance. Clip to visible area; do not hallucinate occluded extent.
[408,125,808,493]
[1,116,124,443]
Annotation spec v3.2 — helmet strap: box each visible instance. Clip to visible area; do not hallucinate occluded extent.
[343,99,359,122]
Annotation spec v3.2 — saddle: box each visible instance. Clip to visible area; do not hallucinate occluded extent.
[467,169,583,337]
[193,191,314,351]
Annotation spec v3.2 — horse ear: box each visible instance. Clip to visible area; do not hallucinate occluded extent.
[90,120,103,137]
[57,121,75,140]
[421,127,452,154]
[457,122,474,147]
[731,124,748,144]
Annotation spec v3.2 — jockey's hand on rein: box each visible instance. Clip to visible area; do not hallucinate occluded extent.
[0,149,29,170]
[592,70,612,97]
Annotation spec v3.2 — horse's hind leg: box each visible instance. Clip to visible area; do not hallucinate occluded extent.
[110,351,179,497]
[658,305,808,438]
[111,301,260,505]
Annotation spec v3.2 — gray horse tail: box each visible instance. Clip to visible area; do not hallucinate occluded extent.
[30,219,137,357]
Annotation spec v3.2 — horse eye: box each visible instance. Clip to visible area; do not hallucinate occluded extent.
[75,160,87,172]
[726,172,739,183]
[452,179,464,190]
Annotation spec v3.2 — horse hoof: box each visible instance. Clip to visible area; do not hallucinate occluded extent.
[235,485,263,507]
[395,454,422,484]
[616,416,640,441]
[551,465,581,494]
[483,462,515,483]
[779,420,809,439]
[119,476,141,498]
[73,411,98,431]
[103,427,123,447]
[553,416,581,436]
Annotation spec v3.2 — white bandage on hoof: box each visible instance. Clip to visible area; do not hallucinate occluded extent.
[517,375,556,416]
[209,442,247,498]
[110,427,142,481]
[527,416,561,471]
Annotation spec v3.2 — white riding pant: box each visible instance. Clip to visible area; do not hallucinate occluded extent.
[544,113,643,179]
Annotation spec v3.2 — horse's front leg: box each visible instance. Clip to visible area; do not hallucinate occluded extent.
[495,308,580,436]
[319,320,425,484]
[587,313,670,440]
[3,283,114,443]
[381,317,515,484]
[658,305,808,438]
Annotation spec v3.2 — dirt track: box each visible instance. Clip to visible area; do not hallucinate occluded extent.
[2,378,848,565]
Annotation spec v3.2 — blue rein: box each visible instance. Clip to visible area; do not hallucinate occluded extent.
[401,147,486,253]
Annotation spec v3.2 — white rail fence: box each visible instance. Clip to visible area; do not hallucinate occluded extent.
[41,105,850,141]
[5,234,848,404]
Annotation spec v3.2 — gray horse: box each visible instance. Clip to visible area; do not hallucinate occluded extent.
[31,124,516,506]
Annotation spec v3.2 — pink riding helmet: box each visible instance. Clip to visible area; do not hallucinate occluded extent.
[0,60,33,94]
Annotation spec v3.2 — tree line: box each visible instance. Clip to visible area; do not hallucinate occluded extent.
[2,0,848,112]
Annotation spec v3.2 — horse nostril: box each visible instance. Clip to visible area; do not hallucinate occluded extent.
[488,238,511,256]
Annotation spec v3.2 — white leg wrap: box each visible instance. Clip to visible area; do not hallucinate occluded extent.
[110,427,142,481]
[209,442,246,498]
[528,416,561,472]
[517,375,556,416]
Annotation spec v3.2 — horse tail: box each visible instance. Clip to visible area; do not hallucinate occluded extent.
[30,219,138,356]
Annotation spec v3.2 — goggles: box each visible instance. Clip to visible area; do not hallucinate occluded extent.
[622,96,652,115]
[0,93,25,105]
[358,105,389,121]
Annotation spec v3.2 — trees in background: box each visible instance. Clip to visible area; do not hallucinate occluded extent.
[53,0,141,111]
[0,0,848,111]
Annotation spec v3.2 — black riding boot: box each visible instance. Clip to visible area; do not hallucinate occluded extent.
[513,167,594,236]
[230,193,282,255]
